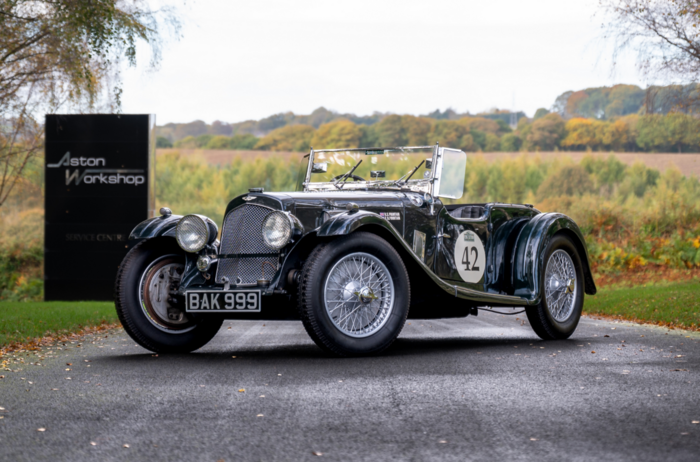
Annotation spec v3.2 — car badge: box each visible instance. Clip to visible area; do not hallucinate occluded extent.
[242,196,256,201]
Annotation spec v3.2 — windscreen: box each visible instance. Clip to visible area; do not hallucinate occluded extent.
[435,148,467,199]
[309,148,434,185]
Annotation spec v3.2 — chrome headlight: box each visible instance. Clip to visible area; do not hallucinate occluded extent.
[262,211,292,250]
[176,215,210,253]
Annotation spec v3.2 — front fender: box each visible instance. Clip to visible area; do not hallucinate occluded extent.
[129,215,183,241]
[512,213,597,303]
[316,210,394,236]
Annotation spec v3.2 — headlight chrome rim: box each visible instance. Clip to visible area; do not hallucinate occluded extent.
[176,215,210,253]
[261,211,293,250]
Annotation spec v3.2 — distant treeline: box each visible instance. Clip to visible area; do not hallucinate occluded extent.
[156,106,526,143]
[555,84,700,120]
[157,111,700,154]
[156,83,700,149]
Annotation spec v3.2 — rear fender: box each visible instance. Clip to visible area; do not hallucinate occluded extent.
[512,213,597,303]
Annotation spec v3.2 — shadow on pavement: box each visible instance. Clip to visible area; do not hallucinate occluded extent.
[98,336,584,364]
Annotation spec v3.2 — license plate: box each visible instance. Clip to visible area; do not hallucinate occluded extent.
[185,290,261,312]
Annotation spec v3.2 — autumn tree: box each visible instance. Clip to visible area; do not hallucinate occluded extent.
[663,112,700,152]
[255,125,315,151]
[500,133,521,152]
[636,114,668,151]
[525,113,566,151]
[533,108,550,120]
[560,118,606,150]
[372,115,411,146]
[228,134,259,150]
[309,120,367,149]
[429,120,475,152]
[634,112,700,152]
[0,0,177,208]
[601,0,700,81]
[602,118,633,151]
[457,117,502,135]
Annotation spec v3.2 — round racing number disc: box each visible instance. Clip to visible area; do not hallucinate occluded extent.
[454,230,486,283]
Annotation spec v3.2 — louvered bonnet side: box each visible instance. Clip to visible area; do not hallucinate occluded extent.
[215,204,280,285]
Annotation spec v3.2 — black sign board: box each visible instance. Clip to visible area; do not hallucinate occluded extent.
[44,114,155,301]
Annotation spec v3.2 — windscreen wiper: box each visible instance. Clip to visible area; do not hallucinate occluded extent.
[333,159,363,189]
[393,160,425,187]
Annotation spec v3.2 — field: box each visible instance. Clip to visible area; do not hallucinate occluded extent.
[157,149,700,177]
[1,148,699,307]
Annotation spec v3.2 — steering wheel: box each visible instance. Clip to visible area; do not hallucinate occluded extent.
[332,174,366,182]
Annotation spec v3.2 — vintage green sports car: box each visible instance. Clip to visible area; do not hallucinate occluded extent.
[115,145,596,356]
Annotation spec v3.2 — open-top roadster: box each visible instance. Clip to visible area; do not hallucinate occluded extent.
[115,145,596,356]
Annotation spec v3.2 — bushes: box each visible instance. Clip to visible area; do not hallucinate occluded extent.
[0,244,43,302]
[152,151,700,274]
[536,165,594,199]
[3,150,700,300]
[156,152,300,225]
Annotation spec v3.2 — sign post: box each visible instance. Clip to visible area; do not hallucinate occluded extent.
[44,114,155,301]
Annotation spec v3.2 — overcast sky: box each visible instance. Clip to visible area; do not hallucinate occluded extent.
[120,0,645,125]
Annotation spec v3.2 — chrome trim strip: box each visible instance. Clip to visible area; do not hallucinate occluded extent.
[313,145,436,153]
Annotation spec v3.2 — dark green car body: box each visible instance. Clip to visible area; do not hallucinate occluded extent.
[129,186,596,320]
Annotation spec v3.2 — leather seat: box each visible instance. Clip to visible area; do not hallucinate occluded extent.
[450,206,485,219]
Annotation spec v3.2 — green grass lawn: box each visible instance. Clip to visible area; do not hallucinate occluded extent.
[1,281,698,348]
[0,301,117,347]
[584,280,700,330]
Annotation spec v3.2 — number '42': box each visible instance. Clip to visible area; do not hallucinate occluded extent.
[462,246,480,272]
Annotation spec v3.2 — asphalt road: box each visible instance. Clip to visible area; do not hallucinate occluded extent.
[1,312,699,462]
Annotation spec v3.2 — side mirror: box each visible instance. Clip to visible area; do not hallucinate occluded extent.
[370,170,386,178]
[311,162,328,173]
[425,159,433,169]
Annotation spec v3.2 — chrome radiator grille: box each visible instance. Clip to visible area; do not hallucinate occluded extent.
[216,204,279,285]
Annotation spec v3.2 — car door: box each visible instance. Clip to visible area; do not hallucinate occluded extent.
[434,205,490,292]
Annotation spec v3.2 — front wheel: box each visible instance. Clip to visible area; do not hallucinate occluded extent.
[114,240,223,353]
[526,234,584,340]
[298,232,410,356]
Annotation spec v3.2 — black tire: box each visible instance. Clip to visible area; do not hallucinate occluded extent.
[114,240,223,353]
[526,234,584,340]
[298,232,410,356]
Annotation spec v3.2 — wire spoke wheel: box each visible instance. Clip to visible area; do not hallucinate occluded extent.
[544,249,577,322]
[323,252,395,338]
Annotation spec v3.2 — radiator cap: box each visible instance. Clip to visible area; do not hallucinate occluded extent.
[249,187,264,193]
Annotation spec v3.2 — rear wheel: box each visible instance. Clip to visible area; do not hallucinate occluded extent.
[526,234,584,340]
[298,232,410,356]
[114,241,223,353]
